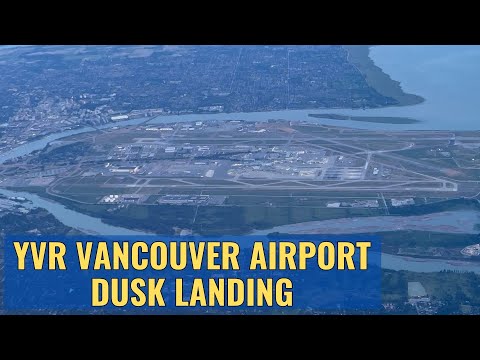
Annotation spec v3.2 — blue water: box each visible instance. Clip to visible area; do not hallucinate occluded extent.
[252,211,480,235]
[0,188,151,236]
[0,117,150,164]
[367,45,480,129]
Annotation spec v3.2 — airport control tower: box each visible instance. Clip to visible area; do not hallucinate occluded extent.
[448,135,456,146]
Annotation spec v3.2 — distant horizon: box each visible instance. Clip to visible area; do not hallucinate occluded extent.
[0,45,32,50]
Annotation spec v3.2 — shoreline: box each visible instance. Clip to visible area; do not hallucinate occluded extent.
[308,113,420,124]
[343,45,425,107]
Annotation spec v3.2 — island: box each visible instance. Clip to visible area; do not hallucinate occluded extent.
[308,113,420,124]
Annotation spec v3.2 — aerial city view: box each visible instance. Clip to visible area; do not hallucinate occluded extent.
[1,45,480,314]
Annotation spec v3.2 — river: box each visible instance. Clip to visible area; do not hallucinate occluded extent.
[0,188,151,236]
[0,117,151,165]
[251,211,480,274]
[251,211,480,235]
[1,45,480,273]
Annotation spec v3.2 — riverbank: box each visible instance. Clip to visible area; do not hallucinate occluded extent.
[0,188,152,236]
[308,113,420,124]
[343,45,425,107]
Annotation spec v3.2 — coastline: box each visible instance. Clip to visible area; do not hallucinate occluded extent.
[343,45,425,107]
[308,113,420,124]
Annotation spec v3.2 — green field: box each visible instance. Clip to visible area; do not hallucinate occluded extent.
[380,230,479,251]
[51,198,384,236]
[186,179,241,185]
[105,176,138,185]
[148,179,188,185]
[169,139,241,145]
[383,270,480,307]
[291,125,330,134]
